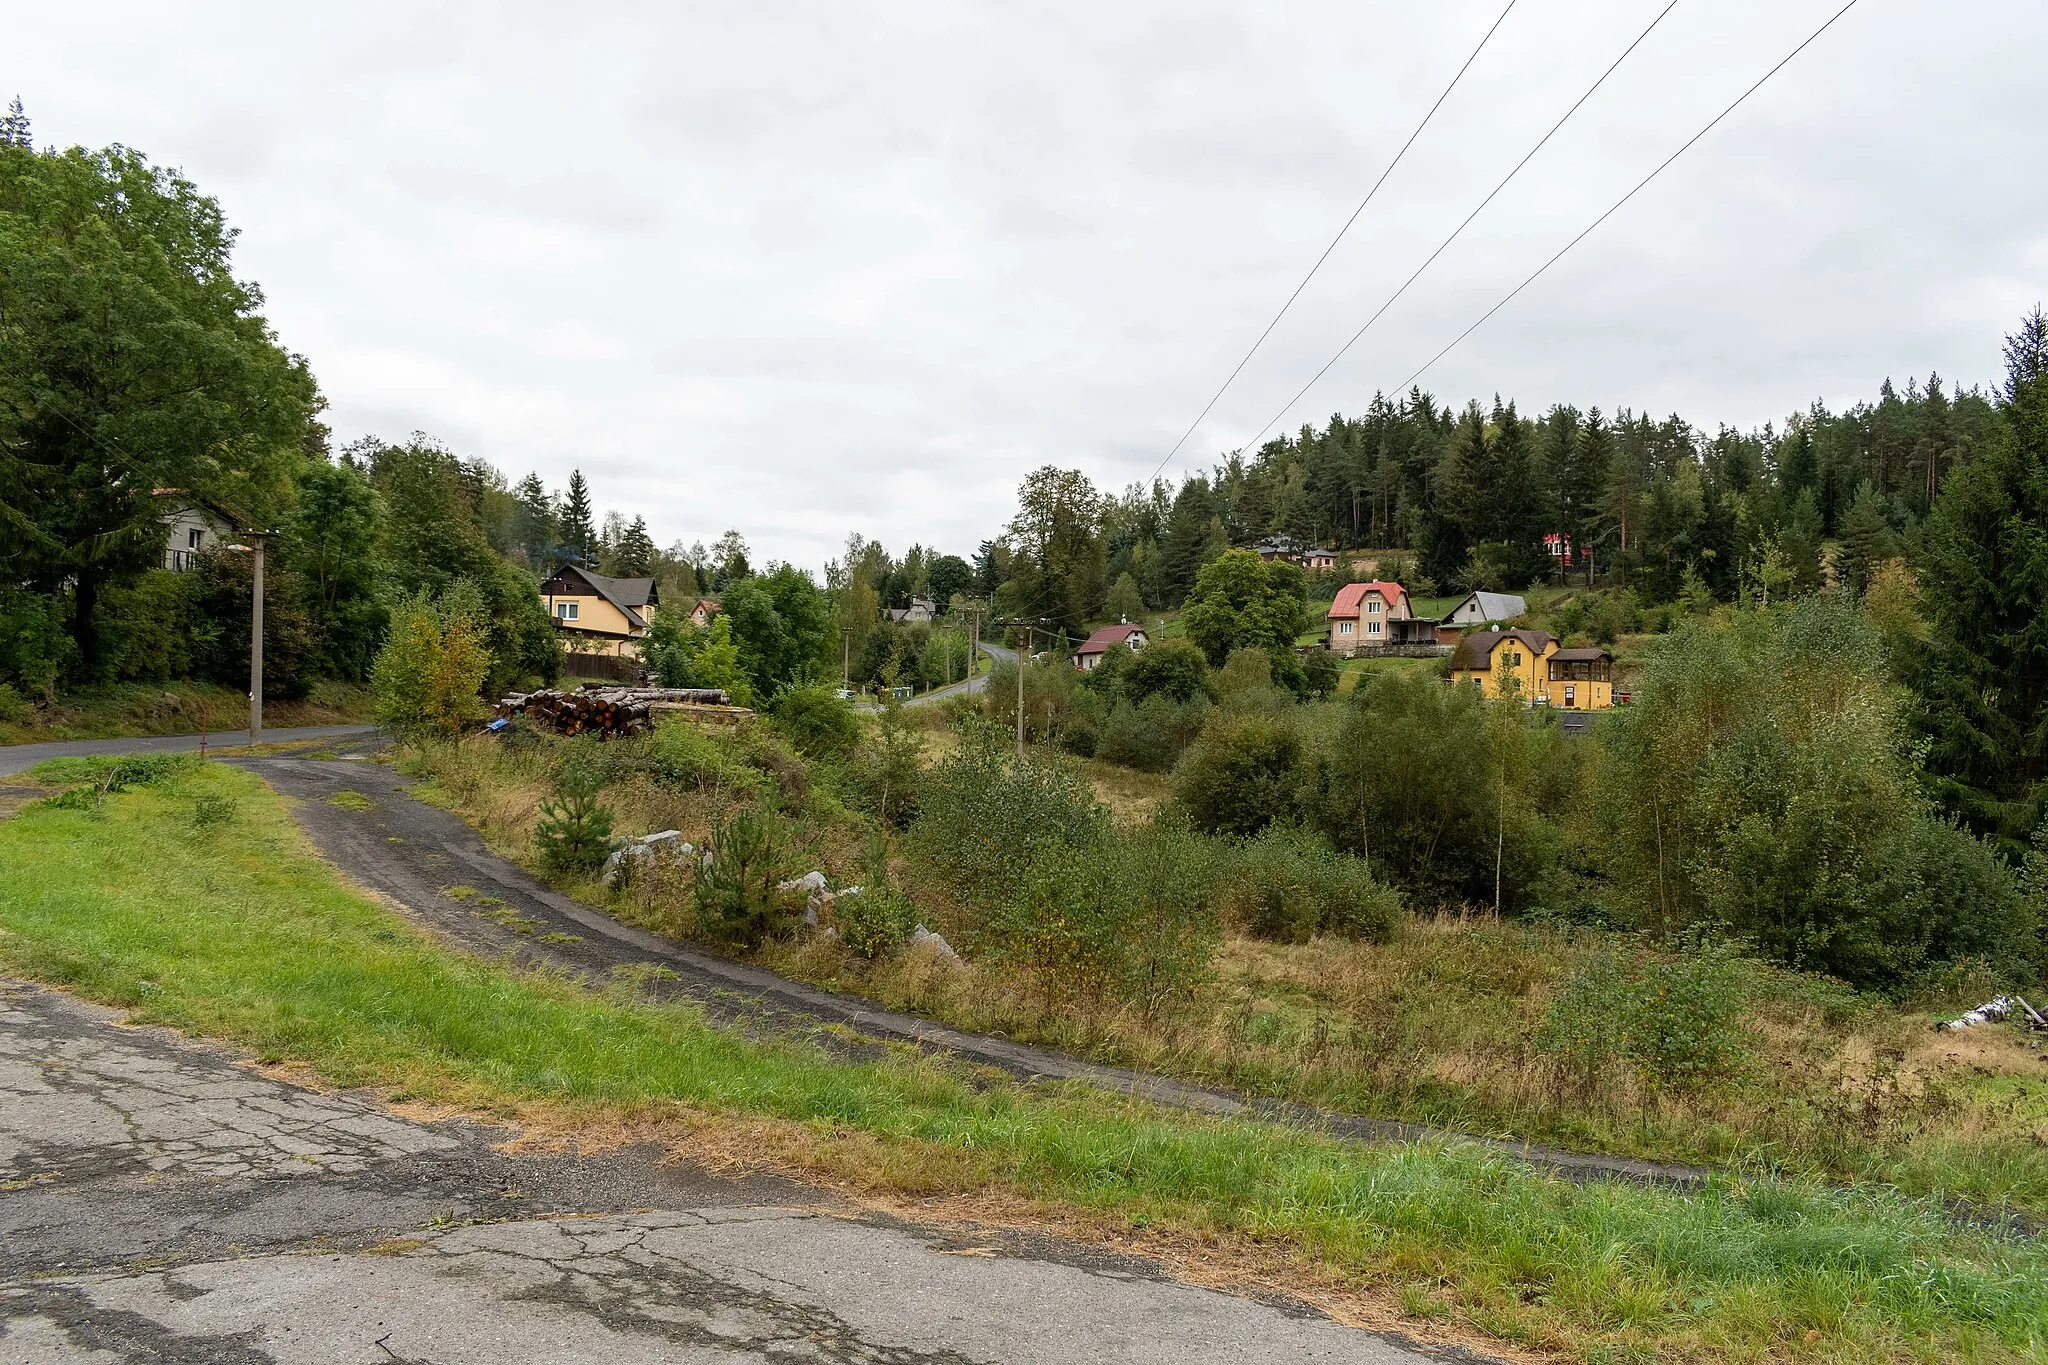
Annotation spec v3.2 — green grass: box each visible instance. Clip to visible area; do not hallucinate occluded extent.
[1,762,2045,1363]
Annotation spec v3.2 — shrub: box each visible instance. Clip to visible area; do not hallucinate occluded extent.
[1119,638,1213,705]
[1172,709,1302,838]
[372,592,491,738]
[1095,694,1209,773]
[771,685,861,760]
[0,683,34,726]
[642,718,765,794]
[533,770,615,876]
[692,805,803,947]
[910,725,1108,891]
[1536,939,1755,1094]
[837,693,924,828]
[1221,825,1401,943]
[834,836,916,959]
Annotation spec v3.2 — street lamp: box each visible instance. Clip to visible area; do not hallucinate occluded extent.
[221,531,268,747]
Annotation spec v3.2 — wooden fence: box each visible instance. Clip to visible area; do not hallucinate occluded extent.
[562,652,646,683]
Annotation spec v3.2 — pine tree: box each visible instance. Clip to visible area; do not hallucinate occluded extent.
[1917,307,2048,849]
[1556,408,1609,586]
[559,470,596,567]
[0,97,30,149]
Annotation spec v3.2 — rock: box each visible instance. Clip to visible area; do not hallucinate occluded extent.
[779,870,830,896]
[908,925,959,962]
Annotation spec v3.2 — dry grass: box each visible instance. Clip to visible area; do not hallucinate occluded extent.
[405,729,2048,1212]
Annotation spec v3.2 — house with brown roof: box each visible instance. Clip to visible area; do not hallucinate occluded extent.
[1073,623,1149,671]
[1325,580,1412,655]
[687,598,719,629]
[539,564,660,658]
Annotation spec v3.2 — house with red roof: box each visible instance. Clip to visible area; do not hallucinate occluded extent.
[1073,622,1149,671]
[1325,581,1412,655]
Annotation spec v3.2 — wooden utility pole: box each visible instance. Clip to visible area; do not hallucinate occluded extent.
[1016,627,1027,759]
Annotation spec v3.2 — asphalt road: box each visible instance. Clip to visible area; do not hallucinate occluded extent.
[0,979,1470,1363]
[0,725,377,778]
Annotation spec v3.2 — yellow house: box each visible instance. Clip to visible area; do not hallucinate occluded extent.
[1448,629,1556,701]
[538,565,659,658]
[1541,646,1615,710]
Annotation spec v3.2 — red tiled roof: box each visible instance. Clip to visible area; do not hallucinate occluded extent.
[1327,581,1409,619]
[1076,623,1145,655]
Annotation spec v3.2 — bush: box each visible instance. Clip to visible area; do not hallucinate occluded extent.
[642,719,766,794]
[837,694,924,828]
[1096,693,1209,773]
[1536,939,1755,1094]
[834,835,916,959]
[372,592,492,738]
[1220,825,1401,943]
[692,805,803,947]
[533,770,615,876]
[771,686,861,760]
[1172,709,1302,838]
[0,683,32,726]
[910,725,1108,890]
[1599,597,2038,989]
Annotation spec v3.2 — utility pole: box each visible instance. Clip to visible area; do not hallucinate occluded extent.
[249,532,265,746]
[842,629,851,688]
[1015,626,1027,759]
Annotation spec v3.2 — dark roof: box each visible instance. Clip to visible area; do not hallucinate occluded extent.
[1449,628,1555,671]
[1550,646,1613,663]
[547,565,659,630]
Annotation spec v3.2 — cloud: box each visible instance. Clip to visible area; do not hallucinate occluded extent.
[14,0,2046,571]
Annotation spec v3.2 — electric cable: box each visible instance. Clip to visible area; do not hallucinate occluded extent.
[1148,0,1520,483]
[1387,0,1861,395]
[1232,0,1684,455]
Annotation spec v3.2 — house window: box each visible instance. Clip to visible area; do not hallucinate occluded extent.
[556,601,578,621]
[187,528,203,549]
[1367,599,1380,613]
[1338,621,1352,635]
[1369,621,1381,635]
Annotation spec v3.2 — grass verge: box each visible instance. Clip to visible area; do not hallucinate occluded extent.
[0,761,2043,1364]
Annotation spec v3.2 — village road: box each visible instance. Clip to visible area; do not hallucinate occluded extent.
[0,980,1472,1364]
[0,725,377,778]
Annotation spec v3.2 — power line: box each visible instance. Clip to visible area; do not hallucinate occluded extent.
[1233,0,1685,456]
[1389,0,1861,396]
[1148,0,1520,485]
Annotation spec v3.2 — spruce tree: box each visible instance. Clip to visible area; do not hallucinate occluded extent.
[1917,307,2048,849]
[559,470,596,567]
[1834,482,1894,595]
[512,473,554,568]
[616,516,656,577]
[0,97,29,149]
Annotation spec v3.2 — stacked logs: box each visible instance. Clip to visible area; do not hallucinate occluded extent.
[496,685,732,739]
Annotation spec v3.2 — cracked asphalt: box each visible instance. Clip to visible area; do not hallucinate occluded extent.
[0,981,1468,1362]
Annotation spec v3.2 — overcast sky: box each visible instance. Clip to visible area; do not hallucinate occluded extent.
[15,1,2046,572]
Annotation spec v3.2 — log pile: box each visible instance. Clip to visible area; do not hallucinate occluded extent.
[496,685,733,739]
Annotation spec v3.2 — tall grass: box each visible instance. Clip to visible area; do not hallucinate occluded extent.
[1,763,2045,1362]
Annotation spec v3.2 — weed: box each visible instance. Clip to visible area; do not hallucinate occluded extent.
[326,790,375,812]
[189,793,237,833]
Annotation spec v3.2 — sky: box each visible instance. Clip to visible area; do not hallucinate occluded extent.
[13,1,2046,573]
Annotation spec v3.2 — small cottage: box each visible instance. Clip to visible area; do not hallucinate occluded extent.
[539,565,660,658]
[1073,623,1149,671]
[1325,581,1411,655]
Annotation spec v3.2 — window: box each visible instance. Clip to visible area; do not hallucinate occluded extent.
[1367,598,1380,613]
[1369,621,1381,635]
[1338,620,1352,635]
[187,528,203,549]
[556,601,579,621]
